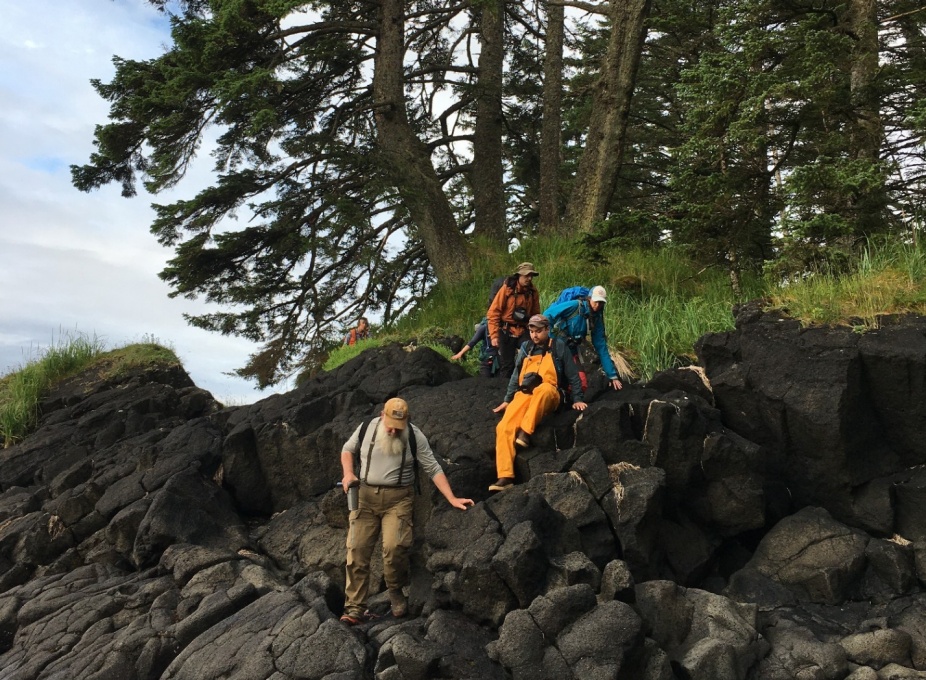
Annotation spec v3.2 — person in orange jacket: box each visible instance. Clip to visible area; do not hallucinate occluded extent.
[486,262,541,379]
[344,317,370,346]
[489,314,587,492]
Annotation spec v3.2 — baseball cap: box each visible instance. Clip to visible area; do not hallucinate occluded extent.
[382,397,409,429]
[527,314,550,329]
[590,286,607,303]
[515,262,539,277]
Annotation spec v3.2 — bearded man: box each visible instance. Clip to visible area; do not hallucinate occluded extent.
[339,397,473,625]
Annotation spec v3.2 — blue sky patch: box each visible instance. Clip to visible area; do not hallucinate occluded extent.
[22,156,67,174]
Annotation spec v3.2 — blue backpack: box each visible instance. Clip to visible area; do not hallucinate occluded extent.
[553,286,590,305]
[550,286,596,341]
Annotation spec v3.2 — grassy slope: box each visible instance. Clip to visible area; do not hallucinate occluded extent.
[327,238,926,377]
[0,336,180,448]
[6,239,924,446]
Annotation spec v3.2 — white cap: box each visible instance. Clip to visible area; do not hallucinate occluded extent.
[590,286,607,303]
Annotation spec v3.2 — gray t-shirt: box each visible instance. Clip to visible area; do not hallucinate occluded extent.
[342,417,444,487]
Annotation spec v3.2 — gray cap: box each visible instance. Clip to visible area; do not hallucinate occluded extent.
[527,314,550,328]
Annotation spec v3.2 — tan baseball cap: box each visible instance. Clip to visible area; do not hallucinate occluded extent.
[382,397,409,429]
[515,262,539,277]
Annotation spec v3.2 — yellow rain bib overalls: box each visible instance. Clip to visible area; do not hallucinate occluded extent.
[495,341,561,479]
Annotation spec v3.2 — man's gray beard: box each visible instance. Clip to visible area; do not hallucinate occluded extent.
[376,425,408,456]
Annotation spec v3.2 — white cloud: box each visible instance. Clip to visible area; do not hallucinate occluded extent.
[0,0,282,404]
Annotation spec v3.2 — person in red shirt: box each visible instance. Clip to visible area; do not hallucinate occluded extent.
[344,317,370,346]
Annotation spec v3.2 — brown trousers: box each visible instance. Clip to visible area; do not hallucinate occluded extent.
[343,483,414,616]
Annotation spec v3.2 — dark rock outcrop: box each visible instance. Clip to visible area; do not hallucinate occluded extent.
[1,316,926,679]
[696,306,926,532]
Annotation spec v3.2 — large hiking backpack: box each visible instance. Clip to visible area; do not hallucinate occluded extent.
[551,286,592,336]
[553,285,590,305]
[488,275,507,308]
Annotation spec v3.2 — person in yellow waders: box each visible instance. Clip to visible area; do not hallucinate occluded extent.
[489,314,588,492]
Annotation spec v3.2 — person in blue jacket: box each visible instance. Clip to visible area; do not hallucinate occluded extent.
[543,285,623,391]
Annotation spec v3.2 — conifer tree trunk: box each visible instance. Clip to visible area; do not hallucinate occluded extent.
[539,0,564,235]
[472,0,508,246]
[373,0,472,283]
[846,0,886,236]
[564,0,651,233]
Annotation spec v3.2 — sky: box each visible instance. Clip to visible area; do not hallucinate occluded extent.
[0,0,287,404]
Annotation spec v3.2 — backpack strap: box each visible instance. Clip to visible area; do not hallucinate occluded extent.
[354,416,376,483]
[356,416,419,492]
[549,340,572,408]
[396,423,420,492]
[553,300,589,342]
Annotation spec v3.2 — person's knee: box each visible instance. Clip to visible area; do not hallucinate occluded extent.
[497,411,519,433]
[383,507,414,553]
[383,534,412,565]
[535,383,558,398]
[534,385,560,412]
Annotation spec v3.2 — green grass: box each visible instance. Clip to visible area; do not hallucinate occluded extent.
[323,337,382,371]
[388,238,762,380]
[324,237,926,382]
[321,237,754,379]
[322,329,469,373]
[768,240,926,328]
[0,334,180,448]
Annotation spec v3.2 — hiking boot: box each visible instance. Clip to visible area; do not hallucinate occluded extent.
[339,610,366,626]
[388,588,408,618]
[488,477,515,492]
[515,429,531,448]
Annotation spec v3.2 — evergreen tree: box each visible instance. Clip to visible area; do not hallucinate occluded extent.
[656,0,924,277]
[72,0,513,385]
[70,0,926,384]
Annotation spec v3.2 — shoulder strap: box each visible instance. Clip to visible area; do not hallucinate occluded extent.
[354,416,376,482]
[553,301,588,340]
[410,423,419,493]
[549,338,567,388]
[396,423,420,492]
[356,416,419,492]
[565,299,585,321]
[409,423,418,459]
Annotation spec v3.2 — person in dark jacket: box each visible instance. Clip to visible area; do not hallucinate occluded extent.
[489,315,587,492]
[450,317,497,377]
[487,263,541,379]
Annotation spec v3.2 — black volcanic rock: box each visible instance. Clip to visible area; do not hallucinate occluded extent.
[1,315,926,678]
[696,310,926,530]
